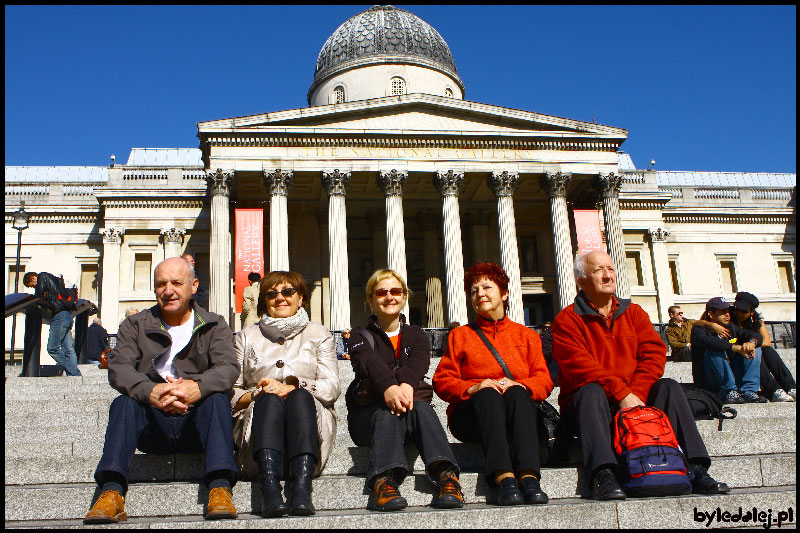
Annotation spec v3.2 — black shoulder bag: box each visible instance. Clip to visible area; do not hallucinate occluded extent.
[469,323,560,466]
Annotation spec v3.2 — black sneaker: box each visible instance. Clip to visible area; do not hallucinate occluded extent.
[691,464,731,494]
[591,468,626,501]
[741,391,767,403]
[721,389,746,405]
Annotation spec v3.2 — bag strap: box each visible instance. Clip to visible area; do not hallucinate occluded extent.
[469,322,514,380]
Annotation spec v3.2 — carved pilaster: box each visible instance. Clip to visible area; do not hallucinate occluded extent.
[543,172,572,198]
[102,227,125,244]
[488,171,520,198]
[205,169,234,197]
[160,227,186,244]
[594,172,623,199]
[648,227,670,242]
[263,169,294,197]
[378,170,408,196]
[433,170,464,197]
[321,169,351,196]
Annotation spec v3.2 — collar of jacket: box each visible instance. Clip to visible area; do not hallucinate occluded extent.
[257,321,293,343]
[142,300,218,339]
[573,290,630,320]
[475,312,511,335]
[367,313,407,341]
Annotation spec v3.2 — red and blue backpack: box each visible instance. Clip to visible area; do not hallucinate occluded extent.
[613,406,692,497]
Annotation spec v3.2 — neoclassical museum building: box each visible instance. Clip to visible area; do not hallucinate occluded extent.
[4,6,796,354]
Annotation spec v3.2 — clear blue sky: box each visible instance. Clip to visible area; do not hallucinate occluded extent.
[5,5,796,172]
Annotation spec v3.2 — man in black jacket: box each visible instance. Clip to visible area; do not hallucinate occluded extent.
[23,271,81,376]
[690,297,765,404]
[86,318,109,365]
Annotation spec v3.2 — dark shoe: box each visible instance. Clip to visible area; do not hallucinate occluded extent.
[496,477,524,506]
[520,476,549,505]
[592,468,626,501]
[741,391,768,403]
[205,487,238,520]
[691,464,731,495]
[287,454,316,516]
[84,490,127,524]
[433,471,464,509]
[255,449,289,518]
[721,389,746,405]
[370,476,408,512]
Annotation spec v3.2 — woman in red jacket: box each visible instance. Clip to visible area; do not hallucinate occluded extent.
[433,262,553,506]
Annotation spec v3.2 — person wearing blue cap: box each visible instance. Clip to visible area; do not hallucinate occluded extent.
[690,297,766,404]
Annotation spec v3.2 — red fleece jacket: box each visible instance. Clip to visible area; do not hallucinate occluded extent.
[433,314,553,420]
[551,293,666,410]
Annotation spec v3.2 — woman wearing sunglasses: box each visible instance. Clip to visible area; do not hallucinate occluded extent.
[231,271,340,517]
[433,262,553,506]
[345,269,463,512]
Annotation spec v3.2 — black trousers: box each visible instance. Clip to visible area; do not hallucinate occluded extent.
[449,386,540,486]
[250,388,319,464]
[759,345,796,399]
[348,400,459,489]
[671,346,692,362]
[561,379,710,477]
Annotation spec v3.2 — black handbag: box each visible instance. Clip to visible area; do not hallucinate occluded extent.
[469,323,559,465]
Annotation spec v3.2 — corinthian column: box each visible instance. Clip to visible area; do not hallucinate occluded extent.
[416,211,445,328]
[543,172,577,311]
[648,227,672,322]
[101,227,124,333]
[488,171,524,324]
[378,169,409,318]
[433,170,468,325]
[160,228,186,259]
[322,170,351,330]
[264,169,293,272]
[206,169,233,317]
[594,173,631,299]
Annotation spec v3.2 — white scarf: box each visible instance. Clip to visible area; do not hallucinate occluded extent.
[260,307,309,339]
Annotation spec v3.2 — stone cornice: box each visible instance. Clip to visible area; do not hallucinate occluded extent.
[663,213,793,225]
[102,199,206,209]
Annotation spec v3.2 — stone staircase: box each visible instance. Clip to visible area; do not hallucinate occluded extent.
[5,350,796,528]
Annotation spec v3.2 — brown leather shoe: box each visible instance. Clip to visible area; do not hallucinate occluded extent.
[369,476,407,512]
[434,472,464,509]
[84,490,127,524]
[205,487,238,520]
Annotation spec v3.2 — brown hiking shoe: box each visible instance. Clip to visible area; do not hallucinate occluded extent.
[84,490,127,524]
[434,472,464,509]
[205,487,238,520]
[369,476,408,512]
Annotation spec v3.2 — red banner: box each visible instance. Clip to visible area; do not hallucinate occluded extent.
[234,209,264,313]
[573,209,606,255]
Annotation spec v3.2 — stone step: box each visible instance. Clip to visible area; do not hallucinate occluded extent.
[4,486,796,529]
[4,453,796,522]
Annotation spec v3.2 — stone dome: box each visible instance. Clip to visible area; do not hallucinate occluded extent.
[309,5,464,103]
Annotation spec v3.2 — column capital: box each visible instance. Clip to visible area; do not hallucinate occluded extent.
[433,170,464,197]
[594,172,623,199]
[160,227,186,243]
[205,169,234,197]
[488,171,520,198]
[263,169,294,197]
[415,210,440,232]
[542,171,572,198]
[101,227,125,244]
[321,169,351,196]
[648,227,670,242]
[378,169,407,196]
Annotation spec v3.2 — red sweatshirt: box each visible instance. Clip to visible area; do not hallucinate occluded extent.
[551,292,666,410]
[433,314,553,420]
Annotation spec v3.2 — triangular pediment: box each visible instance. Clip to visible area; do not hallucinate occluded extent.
[197,94,627,141]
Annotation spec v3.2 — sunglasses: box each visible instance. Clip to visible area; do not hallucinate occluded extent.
[265,287,298,300]
[374,288,404,297]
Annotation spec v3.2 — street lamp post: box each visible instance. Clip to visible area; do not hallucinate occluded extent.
[10,202,29,365]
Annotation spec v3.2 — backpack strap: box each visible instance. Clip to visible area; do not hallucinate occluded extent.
[469,322,514,380]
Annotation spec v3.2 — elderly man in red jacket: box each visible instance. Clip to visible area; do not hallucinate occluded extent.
[552,251,729,500]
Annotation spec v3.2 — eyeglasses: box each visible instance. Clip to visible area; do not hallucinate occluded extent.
[265,287,297,300]
[675,312,684,316]
[374,288,404,297]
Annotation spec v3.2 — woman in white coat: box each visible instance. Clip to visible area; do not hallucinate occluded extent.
[232,271,340,517]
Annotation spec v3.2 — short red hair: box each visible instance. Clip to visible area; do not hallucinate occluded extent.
[464,262,509,296]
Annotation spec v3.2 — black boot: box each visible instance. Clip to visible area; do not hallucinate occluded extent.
[287,454,316,516]
[254,449,289,518]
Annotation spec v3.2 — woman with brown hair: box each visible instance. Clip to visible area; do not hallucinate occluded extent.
[433,262,553,506]
[346,269,463,512]
[231,271,340,517]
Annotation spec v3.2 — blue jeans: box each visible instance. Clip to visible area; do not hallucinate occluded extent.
[703,348,762,396]
[94,393,238,492]
[47,310,81,376]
